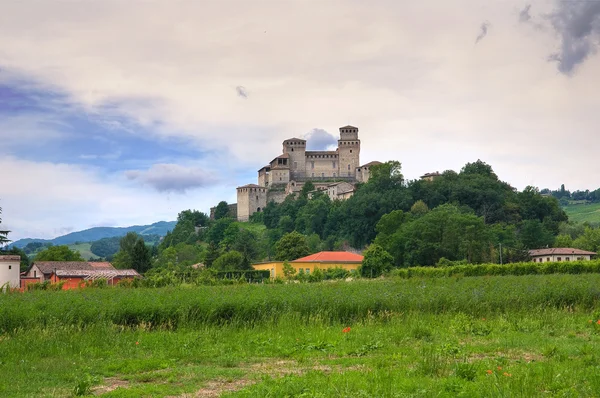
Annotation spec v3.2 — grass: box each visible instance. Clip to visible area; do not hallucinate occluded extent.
[68,242,95,260]
[2,275,600,396]
[563,201,600,224]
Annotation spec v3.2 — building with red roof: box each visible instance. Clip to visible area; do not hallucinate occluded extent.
[253,251,363,278]
[529,248,596,263]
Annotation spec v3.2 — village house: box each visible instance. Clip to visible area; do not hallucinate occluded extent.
[529,248,597,263]
[253,251,364,278]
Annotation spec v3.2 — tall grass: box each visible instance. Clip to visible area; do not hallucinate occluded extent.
[390,259,600,278]
[2,274,600,332]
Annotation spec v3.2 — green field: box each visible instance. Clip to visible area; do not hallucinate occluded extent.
[68,242,95,260]
[564,202,600,224]
[2,275,600,397]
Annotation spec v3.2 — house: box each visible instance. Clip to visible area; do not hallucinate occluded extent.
[253,251,364,278]
[529,248,597,263]
[49,269,141,289]
[24,261,115,281]
[420,171,442,181]
[326,181,355,201]
[22,261,140,290]
[0,255,21,290]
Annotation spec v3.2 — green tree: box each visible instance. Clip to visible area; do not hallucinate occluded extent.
[554,234,574,248]
[360,244,393,278]
[282,261,296,278]
[0,206,10,246]
[90,237,121,258]
[131,239,151,273]
[410,200,429,216]
[213,250,245,271]
[204,242,220,268]
[519,219,555,249]
[35,245,85,261]
[573,227,600,252]
[275,231,310,261]
[232,229,259,262]
[214,201,230,220]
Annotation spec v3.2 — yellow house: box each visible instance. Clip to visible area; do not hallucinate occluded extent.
[253,251,363,278]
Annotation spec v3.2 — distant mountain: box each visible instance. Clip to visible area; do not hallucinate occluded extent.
[9,221,177,248]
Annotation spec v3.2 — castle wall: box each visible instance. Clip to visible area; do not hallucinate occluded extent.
[338,140,360,178]
[305,152,339,178]
[267,189,288,204]
[283,140,306,181]
[268,168,290,185]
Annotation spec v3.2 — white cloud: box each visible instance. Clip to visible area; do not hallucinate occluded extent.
[125,163,218,193]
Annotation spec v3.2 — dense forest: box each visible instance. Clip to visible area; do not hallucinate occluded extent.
[3,160,600,275]
[139,160,600,274]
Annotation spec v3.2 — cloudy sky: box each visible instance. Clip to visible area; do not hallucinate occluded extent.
[1,0,599,240]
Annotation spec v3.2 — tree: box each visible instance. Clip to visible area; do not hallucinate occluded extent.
[90,237,121,258]
[214,201,230,220]
[204,242,220,268]
[213,250,245,271]
[360,244,393,278]
[35,245,84,261]
[282,261,296,278]
[131,239,151,273]
[410,200,429,216]
[573,227,600,253]
[0,206,10,246]
[554,234,573,248]
[232,229,259,262]
[275,231,310,261]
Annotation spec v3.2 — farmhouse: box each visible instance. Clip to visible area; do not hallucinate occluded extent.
[253,251,363,278]
[22,261,141,290]
[529,248,597,263]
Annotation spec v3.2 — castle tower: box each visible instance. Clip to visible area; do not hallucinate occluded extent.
[337,125,360,178]
[236,184,267,221]
[282,138,306,181]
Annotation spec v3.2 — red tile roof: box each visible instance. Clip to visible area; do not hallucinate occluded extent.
[292,251,364,263]
[529,248,596,256]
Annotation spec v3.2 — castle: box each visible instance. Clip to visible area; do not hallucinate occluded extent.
[236,125,381,221]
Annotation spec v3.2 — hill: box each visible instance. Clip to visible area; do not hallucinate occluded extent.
[10,221,176,249]
[563,202,600,225]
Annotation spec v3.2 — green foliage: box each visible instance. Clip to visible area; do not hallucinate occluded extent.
[282,261,296,278]
[213,201,231,220]
[573,227,600,252]
[0,205,9,246]
[361,244,394,278]
[35,245,85,261]
[212,250,246,271]
[90,236,121,258]
[275,231,311,261]
[112,233,151,272]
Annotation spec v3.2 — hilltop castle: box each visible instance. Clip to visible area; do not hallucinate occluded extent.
[235,125,381,221]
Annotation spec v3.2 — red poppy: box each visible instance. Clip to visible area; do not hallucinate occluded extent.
[342,327,351,333]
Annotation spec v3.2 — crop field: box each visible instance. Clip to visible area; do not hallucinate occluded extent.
[563,202,600,224]
[2,275,600,397]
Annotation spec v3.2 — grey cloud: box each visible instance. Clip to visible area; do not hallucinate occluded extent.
[475,21,491,44]
[236,86,248,98]
[547,2,600,75]
[125,163,217,193]
[303,128,338,151]
[519,4,532,23]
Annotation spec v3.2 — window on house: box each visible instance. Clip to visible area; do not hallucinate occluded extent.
[8,265,11,270]
[566,257,570,261]
[305,268,310,274]
[547,257,550,262]
[557,257,562,262]
[577,257,583,261]
[34,270,37,277]
[271,268,275,277]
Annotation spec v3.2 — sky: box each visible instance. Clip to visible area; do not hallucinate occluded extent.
[1,0,600,241]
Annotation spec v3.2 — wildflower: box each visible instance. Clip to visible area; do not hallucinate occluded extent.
[497,366,502,371]
[503,372,512,377]
[136,341,139,345]
[597,320,600,325]
[342,327,351,333]
[486,369,493,375]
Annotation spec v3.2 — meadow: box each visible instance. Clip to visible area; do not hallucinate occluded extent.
[2,275,600,397]
[563,202,600,225]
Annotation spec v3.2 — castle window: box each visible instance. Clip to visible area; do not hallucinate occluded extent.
[348,164,351,170]
[350,150,352,153]
[294,161,297,169]
[256,196,258,200]
[332,161,336,168]
[291,148,294,152]
[311,161,315,169]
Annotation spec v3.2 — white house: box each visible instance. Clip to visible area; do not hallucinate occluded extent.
[0,255,21,290]
[529,248,597,263]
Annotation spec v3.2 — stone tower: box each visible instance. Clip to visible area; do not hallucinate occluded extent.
[282,138,306,181]
[236,184,267,222]
[337,125,360,178]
